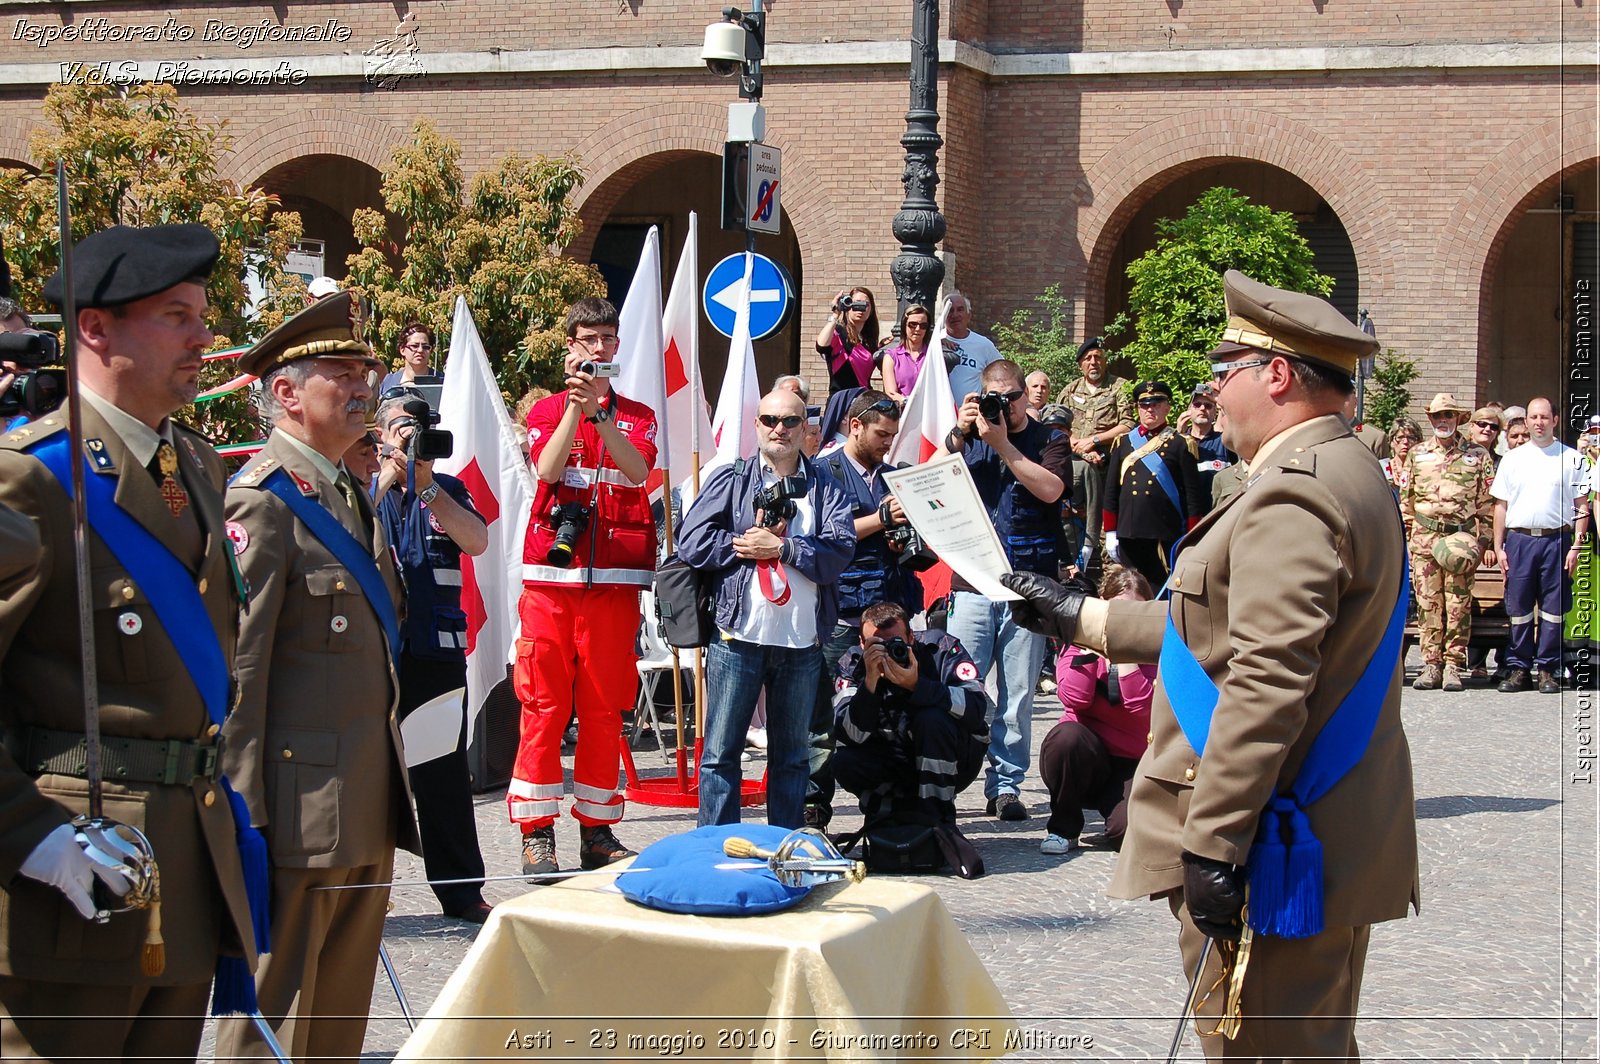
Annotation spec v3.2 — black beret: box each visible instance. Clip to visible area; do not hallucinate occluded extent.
[43,224,219,309]
[1076,338,1104,361]
[1134,380,1173,403]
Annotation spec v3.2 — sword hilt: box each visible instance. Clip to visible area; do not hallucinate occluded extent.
[723,829,866,887]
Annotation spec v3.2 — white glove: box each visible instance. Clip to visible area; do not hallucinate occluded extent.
[1102,531,1120,562]
[19,822,132,920]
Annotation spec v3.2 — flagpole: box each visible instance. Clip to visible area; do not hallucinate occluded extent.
[685,214,708,778]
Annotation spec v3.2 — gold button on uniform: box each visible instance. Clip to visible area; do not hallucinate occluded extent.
[198,577,208,594]
[204,790,216,808]
[1146,731,1154,744]
[122,585,136,601]
[1184,766,1196,782]
[1172,577,1182,589]
[335,580,346,591]
[207,723,221,738]
[282,749,293,760]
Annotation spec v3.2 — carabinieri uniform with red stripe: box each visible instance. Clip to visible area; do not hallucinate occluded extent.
[508,391,658,829]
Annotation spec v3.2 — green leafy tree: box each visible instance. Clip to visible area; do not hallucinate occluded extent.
[992,283,1082,388]
[344,120,604,398]
[0,81,304,445]
[1103,187,1333,396]
[1362,348,1419,431]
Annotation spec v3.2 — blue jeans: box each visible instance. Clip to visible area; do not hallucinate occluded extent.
[699,638,819,829]
[946,590,1047,799]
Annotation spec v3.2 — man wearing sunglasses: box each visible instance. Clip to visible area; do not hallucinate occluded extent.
[678,388,855,830]
[1002,270,1415,1061]
[1102,380,1205,593]
[808,389,924,828]
[941,360,1073,822]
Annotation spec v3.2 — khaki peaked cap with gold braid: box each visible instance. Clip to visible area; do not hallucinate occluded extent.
[238,290,382,377]
[1209,269,1380,376]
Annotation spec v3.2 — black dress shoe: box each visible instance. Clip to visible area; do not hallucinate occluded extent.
[445,900,493,924]
[1498,668,1531,693]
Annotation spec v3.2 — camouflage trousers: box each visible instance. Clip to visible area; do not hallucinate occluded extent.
[1410,530,1476,666]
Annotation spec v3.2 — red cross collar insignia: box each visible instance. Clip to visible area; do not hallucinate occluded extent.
[288,469,317,496]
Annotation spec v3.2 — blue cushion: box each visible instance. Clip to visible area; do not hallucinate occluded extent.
[619,824,811,915]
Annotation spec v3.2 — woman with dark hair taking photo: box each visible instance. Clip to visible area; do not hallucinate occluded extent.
[879,303,931,404]
[814,286,881,392]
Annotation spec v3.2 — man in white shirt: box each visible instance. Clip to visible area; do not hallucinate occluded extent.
[676,389,856,828]
[1491,396,1592,692]
[942,291,1003,405]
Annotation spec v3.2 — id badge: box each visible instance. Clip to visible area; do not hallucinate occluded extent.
[562,467,595,490]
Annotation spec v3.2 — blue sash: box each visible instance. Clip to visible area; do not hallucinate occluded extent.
[1159,551,1408,939]
[30,433,270,1015]
[259,468,400,666]
[1127,427,1182,512]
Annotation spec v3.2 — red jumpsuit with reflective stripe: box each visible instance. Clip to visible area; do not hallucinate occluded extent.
[509,390,658,828]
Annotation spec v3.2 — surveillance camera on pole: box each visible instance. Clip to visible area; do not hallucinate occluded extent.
[701,4,765,101]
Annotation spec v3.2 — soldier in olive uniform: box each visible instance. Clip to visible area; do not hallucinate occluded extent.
[1101,380,1205,592]
[1402,393,1496,692]
[1056,339,1135,573]
[215,292,418,1062]
[0,225,259,1060]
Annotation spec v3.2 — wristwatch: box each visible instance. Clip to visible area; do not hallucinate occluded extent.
[587,405,612,425]
[417,482,441,505]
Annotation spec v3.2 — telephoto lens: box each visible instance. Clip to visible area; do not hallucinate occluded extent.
[545,503,591,567]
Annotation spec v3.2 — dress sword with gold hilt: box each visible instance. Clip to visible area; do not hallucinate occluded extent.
[1166,908,1253,1063]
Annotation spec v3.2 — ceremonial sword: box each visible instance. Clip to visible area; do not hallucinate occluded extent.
[1165,936,1211,1064]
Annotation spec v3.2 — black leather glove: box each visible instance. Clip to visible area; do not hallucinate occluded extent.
[1181,850,1246,942]
[999,571,1087,643]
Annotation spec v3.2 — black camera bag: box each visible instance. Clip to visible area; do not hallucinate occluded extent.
[655,553,713,649]
[835,813,985,879]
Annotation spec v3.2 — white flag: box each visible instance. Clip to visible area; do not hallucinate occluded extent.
[614,225,666,453]
[660,215,714,490]
[886,296,958,465]
[707,253,760,474]
[434,296,536,743]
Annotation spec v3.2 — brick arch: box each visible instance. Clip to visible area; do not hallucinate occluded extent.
[0,117,40,168]
[567,102,844,291]
[221,109,408,187]
[1439,107,1600,365]
[1073,107,1399,328]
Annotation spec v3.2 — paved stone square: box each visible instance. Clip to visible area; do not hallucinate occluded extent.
[200,659,1599,1062]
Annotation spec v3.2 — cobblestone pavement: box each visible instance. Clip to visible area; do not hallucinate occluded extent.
[200,656,1599,1062]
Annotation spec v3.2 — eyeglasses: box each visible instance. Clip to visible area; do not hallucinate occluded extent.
[570,332,620,351]
[1473,420,1500,430]
[401,341,433,352]
[904,321,929,331]
[1137,397,1170,408]
[862,398,902,419]
[758,414,805,430]
[1210,357,1271,384]
[379,385,424,403]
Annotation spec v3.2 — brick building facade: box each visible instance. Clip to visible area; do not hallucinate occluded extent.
[0,1,1595,420]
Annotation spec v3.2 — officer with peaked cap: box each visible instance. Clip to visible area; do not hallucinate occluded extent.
[1003,270,1416,1060]
[1101,378,1205,592]
[0,223,261,1059]
[215,291,418,1062]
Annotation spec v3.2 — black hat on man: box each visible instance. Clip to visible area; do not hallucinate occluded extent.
[1209,269,1379,376]
[1076,338,1104,362]
[1134,380,1173,403]
[240,290,381,378]
[42,223,220,309]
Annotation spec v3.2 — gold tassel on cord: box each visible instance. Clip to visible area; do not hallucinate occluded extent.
[140,875,165,977]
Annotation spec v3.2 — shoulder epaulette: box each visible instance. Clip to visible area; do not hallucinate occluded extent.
[229,455,279,488]
[3,413,66,451]
[1279,447,1319,476]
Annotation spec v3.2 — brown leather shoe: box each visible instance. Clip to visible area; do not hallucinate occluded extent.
[1538,669,1562,694]
[1441,664,1465,692]
[578,824,636,870]
[1412,664,1442,690]
[1498,668,1531,693]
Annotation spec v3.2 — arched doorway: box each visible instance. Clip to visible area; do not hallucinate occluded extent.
[1478,160,1600,431]
[251,153,385,282]
[582,151,804,403]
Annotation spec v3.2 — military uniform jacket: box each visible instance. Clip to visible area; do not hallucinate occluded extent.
[223,432,419,869]
[1102,427,1206,541]
[0,408,257,984]
[1057,375,1134,446]
[1400,436,1494,544]
[1103,415,1419,929]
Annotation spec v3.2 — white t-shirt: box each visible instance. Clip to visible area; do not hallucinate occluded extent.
[943,329,1003,404]
[1489,439,1588,529]
[732,463,819,648]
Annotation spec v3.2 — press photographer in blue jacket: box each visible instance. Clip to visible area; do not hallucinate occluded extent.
[677,388,856,828]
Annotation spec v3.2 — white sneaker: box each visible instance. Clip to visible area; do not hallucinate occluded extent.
[745,727,769,750]
[1040,833,1079,856]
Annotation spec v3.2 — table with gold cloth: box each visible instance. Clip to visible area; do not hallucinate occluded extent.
[396,864,1016,1061]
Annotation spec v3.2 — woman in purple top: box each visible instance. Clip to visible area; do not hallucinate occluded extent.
[879,303,931,403]
[814,286,881,392]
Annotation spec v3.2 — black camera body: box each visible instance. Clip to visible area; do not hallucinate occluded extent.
[399,398,454,461]
[833,295,869,315]
[0,329,66,419]
[754,474,806,529]
[883,636,912,667]
[545,502,592,567]
[977,391,1010,426]
[885,523,939,572]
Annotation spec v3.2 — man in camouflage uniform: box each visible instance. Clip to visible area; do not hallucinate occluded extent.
[1056,339,1134,574]
[1401,393,1496,691]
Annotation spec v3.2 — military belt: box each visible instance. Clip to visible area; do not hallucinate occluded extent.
[11,726,221,786]
[1413,514,1471,535]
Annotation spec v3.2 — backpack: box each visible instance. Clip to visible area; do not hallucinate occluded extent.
[835,812,985,879]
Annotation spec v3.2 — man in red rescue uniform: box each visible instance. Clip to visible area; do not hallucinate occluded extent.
[511,297,658,876]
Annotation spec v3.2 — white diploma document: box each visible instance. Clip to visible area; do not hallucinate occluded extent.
[882,452,1022,602]
[401,687,466,767]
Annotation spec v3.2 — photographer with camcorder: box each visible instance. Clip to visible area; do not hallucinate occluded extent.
[832,602,990,826]
[0,296,67,429]
[373,391,492,922]
[677,388,855,829]
[806,389,930,827]
[510,297,658,878]
[814,286,883,392]
[942,359,1073,822]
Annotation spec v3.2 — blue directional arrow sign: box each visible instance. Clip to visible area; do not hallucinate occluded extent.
[702,252,795,342]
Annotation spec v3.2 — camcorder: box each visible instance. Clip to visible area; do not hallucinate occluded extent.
[879,489,939,572]
[754,474,806,528]
[882,636,913,667]
[398,397,454,462]
[833,295,870,315]
[545,502,591,567]
[0,329,66,420]
[577,359,620,378]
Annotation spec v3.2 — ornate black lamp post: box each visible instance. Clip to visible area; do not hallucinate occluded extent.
[888,0,946,321]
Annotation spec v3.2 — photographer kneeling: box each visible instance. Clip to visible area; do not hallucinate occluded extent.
[832,602,991,826]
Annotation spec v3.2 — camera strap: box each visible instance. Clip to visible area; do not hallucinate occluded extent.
[756,559,791,605]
